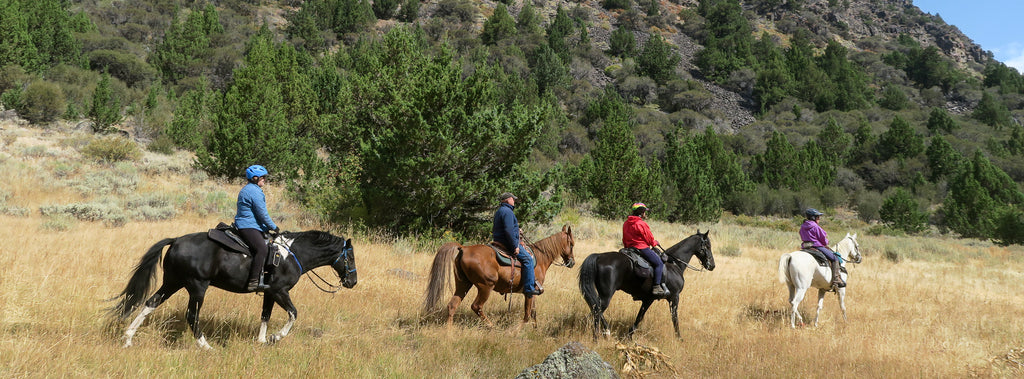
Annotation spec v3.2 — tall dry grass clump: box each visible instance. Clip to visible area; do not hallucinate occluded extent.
[2,122,1024,377]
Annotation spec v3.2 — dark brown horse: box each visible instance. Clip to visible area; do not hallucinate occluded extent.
[422,225,576,328]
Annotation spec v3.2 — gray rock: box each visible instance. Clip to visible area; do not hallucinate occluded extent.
[515,341,619,379]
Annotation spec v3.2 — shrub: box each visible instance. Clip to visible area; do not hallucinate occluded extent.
[80,135,141,163]
[878,187,928,234]
[20,80,66,124]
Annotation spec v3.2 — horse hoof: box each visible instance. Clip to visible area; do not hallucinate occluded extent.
[268,335,281,344]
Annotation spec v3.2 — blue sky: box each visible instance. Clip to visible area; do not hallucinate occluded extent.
[912,0,1024,71]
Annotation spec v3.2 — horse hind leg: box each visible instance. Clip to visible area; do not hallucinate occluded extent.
[123,284,180,348]
[184,282,212,350]
[814,289,827,327]
[445,279,473,327]
[789,285,808,329]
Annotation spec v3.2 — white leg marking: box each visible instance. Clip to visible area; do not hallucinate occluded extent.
[196,335,213,350]
[271,313,296,343]
[123,306,156,347]
[814,289,826,327]
[258,321,268,344]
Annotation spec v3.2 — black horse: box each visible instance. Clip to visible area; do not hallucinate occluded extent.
[111,230,357,349]
[578,230,714,340]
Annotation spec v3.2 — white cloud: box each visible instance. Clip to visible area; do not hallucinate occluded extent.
[999,42,1024,72]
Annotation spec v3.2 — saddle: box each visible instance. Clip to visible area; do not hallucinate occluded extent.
[619,248,668,299]
[488,242,521,268]
[207,222,283,267]
[799,248,830,267]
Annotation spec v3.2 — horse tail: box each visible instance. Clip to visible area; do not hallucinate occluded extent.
[109,238,173,319]
[578,254,601,311]
[778,253,792,284]
[421,242,461,316]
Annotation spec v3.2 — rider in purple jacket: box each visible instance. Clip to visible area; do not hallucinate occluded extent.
[799,208,845,288]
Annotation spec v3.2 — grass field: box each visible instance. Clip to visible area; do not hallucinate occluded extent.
[2,123,1023,378]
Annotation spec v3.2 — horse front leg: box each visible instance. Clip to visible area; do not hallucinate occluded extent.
[837,288,848,322]
[513,296,536,334]
[814,288,827,327]
[267,291,298,344]
[184,282,212,350]
[257,294,275,344]
[627,300,654,338]
[669,295,681,339]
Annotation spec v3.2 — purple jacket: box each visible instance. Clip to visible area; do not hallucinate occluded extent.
[799,220,829,248]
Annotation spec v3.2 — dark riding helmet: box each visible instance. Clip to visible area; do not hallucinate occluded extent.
[805,208,824,219]
[246,165,268,181]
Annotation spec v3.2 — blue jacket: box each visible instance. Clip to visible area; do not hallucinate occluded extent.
[492,203,519,249]
[235,183,277,232]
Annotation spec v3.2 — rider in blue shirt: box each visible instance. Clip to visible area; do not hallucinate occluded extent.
[236,165,279,292]
[492,192,541,297]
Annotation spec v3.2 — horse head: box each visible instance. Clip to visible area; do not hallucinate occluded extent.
[559,225,576,268]
[694,229,716,271]
[330,238,358,288]
[838,233,862,264]
[665,229,715,271]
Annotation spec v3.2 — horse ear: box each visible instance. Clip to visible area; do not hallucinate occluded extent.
[562,224,567,233]
[696,228,701,234]
[345,238,352,248]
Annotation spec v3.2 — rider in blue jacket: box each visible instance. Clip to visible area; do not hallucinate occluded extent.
[492,192,541,297]
[236,165,279,292]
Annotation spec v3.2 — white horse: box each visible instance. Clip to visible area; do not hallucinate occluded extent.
[778,233,862,329]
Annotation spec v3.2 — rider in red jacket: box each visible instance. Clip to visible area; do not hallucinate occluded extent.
[623,203,668,296]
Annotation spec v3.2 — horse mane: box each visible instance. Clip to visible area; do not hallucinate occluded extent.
[291,230,345,247]
[529,231,567,259]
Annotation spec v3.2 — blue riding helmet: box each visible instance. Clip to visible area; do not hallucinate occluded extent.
[805,208,824,218]
[245,165,268,181]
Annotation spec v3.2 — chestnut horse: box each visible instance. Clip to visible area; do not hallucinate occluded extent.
[421,225,576,328]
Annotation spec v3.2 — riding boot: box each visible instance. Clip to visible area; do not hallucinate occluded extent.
[651,283,669,296]
[830,261,846,288]
[247,273,270,292]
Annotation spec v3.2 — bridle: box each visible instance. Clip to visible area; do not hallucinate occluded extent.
[276,237,355,293]
[664,236,710,272]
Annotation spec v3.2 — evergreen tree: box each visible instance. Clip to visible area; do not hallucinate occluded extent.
[877,116,924,161]
[151,4,222,83]
[481,3,516,45]
[326,27,555,232]
[607,27,635,58]
[694,0,755,83]
[166,77,216,150]
[0,0,40,70]
[926,107,958,134]
[334,0,376,34]
[398,0,420,22]
[753,33,791,113]
[753,131,799,190]
[546,6,574,63]
[516,1,541,35]
[372,0,401,19]
[819,40,871,111]
[88,72,122,133]
[531,43,568,96]
[879,187,928,234]
[993,207,1024,246]
[943,163,998,238]
[879,85,908,111]
[925,135,963,181]
[1007,124,1024,156]
[586,88,661,218]
[637,34,680,85]
[817,116,852,166]
[663,127,752,222]
[196,33,313,180]
[972,91,1013,129]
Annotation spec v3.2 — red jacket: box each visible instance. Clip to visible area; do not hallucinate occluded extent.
[623,215,659,249]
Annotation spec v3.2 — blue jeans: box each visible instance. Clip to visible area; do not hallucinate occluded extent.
[638,247,664,285]
[514,242,537,294]
[814,246,838,262]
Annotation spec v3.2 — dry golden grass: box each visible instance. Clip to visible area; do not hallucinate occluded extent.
[2,122,1024,378]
